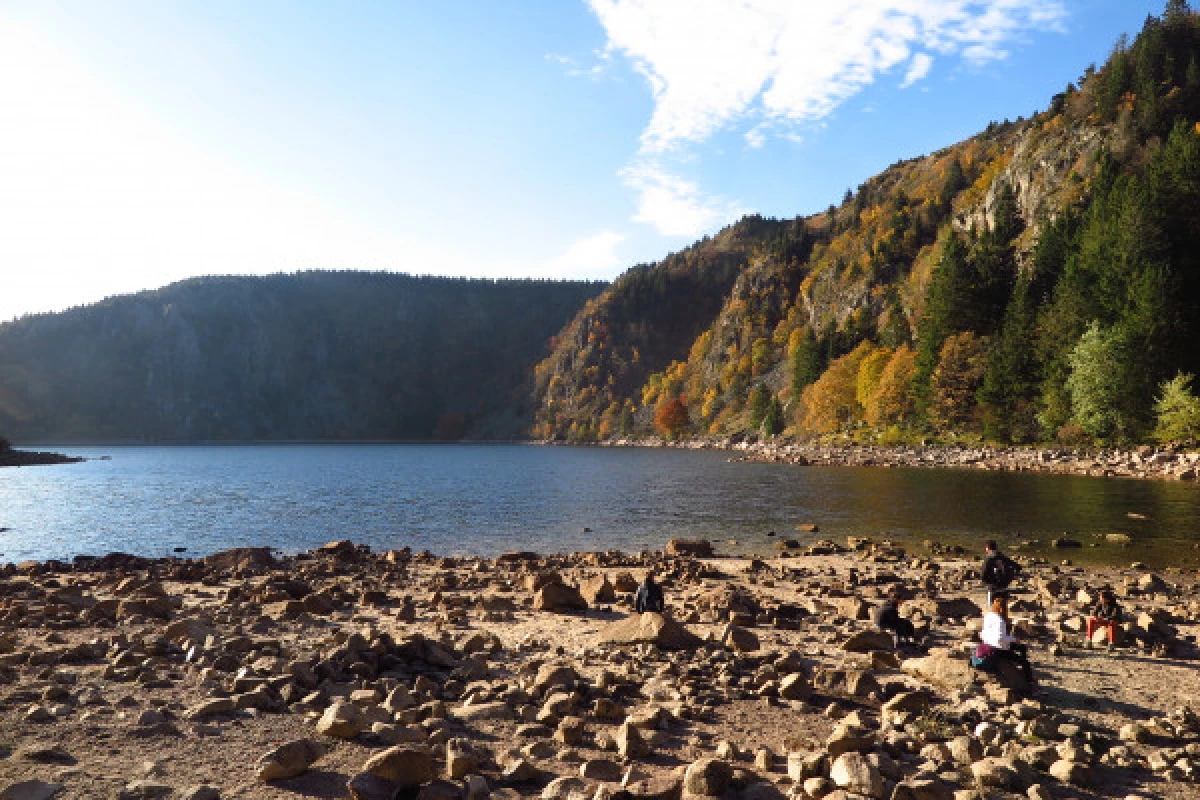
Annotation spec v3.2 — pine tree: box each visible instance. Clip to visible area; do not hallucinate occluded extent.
[790,327,823,397]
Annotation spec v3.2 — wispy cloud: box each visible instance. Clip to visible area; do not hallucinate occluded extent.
[619,162,746,237]
[901,52,934,88]
[585,0,1066,236]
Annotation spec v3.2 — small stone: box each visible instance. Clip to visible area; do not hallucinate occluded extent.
[117,781,174,799]
[183,698,235,720]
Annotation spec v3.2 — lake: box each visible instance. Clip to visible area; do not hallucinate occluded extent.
[1,444,1198,567]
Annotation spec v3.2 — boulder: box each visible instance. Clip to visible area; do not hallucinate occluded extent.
[316,702,368,739]
[841,630,894,653]
[204,547,275,572]
[599,613,703,650]
[581,575,616,604]
[616,721,651,759]
[1,781,64,800]
[534,583,587,613]
[256,739,328,782]
[813,668,881,699]
[666,539,713,557]
[722,625,760,652]
[362,746,436,787]
[683,758,733,797]
[901,650,973,691]
[778,673,812,701]
[829,752,883,799]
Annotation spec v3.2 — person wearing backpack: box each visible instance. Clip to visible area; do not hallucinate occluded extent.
[634,573,665,614]
[982,540,1021,606]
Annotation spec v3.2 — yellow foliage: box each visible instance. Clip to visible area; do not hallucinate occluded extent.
[856,346,893,408]
[864,346,918,426]
[798,342,874,434]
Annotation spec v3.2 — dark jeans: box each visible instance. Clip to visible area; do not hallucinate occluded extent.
[883,619,916,643]
[994,643,1034,684]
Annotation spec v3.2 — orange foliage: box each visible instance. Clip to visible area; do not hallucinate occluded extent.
[654,394,690,437]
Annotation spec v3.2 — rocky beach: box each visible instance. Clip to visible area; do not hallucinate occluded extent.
[593,440,1200,484]
[0,537,1196,800]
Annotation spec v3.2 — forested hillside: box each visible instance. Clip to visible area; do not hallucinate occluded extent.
[534,2,1200,448]
[0,273,603,442]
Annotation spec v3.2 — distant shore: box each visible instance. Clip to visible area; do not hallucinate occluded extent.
[0,448,84,467]
[571,436,1200,483]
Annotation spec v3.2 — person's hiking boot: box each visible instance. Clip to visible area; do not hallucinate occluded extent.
[1085,639,1093,650]
[1106,642,1115,653]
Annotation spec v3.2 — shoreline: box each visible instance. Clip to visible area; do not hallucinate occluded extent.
[0,448,84,468]
[563,437,1200,483]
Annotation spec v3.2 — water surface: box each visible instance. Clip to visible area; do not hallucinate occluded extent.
[1,444,1197,566]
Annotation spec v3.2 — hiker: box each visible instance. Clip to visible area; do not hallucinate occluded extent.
[975,592,1035,687]
[982,539,1021,605]
[1086,588,1123,651]
[873,588,917,648]
[634,573,664,613]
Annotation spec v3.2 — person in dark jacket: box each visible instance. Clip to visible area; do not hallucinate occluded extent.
[1086,588,1123,651]
[873,589,917,647]
[982,540,1021,605]
[634,573,664,614]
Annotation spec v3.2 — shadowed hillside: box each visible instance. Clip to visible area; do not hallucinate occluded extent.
[0,272,604,443]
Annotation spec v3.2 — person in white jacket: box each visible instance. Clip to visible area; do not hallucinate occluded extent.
[978,593,1034,686]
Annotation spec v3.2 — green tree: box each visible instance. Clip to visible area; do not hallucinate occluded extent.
[748,383,771,430]
[1066,323,1137,442]
[913,232,971,415]
[790,327,823,397]
[762,395,784,437]
[1154,372,1200,443]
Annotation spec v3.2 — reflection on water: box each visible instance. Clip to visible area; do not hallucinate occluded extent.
[0,444,1197,567]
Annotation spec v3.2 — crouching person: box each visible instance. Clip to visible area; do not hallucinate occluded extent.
[873,588,918,648]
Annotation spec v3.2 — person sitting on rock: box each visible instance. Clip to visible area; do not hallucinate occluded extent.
[981,539,1021,606]
[1085,588,1123,652]
[873,588,917,648]
[976,592,1035,687]
[634,573,664,614]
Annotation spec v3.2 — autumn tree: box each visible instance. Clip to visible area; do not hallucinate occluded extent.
[930,332,989,433]
[654,394,690,438]
[864,346,917,426]
[798,342,875,434]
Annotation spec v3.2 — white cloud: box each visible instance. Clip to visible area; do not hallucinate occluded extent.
[548,231,627,277]
[619,161,746,237]
[586,0,1067,152]
[744,126,767,148]
[901,53,934,88]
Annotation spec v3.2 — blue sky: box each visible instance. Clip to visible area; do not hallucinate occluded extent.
[0,0,1165,321]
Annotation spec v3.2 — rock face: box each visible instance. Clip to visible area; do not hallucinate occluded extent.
[599,612,703,650]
